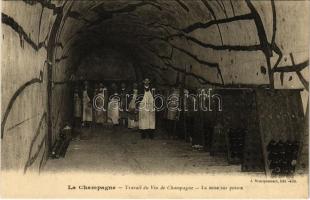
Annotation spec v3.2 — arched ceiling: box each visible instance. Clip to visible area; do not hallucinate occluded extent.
[6,0,309,88]
[55,0,252,86]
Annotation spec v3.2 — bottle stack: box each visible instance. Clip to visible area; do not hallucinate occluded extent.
[210,123,227,156]
[267,140,299,176]
[50,129,71,159]
[227,128,246,164]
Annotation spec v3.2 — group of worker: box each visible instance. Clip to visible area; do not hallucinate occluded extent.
[73,78,219,146]
[73,78,156,139]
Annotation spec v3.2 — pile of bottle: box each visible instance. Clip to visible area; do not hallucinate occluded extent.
[50,131,71,159]
[228,128,246,161]
[267,140,299,176]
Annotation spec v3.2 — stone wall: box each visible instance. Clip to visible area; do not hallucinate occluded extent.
[1,1,55,172]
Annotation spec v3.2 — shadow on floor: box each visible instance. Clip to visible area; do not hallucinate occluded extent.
[43,126,242,174]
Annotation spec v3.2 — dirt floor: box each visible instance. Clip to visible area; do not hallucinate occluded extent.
[43,126,242,174]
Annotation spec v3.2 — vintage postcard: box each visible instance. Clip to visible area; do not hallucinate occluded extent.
[0,0,309,198]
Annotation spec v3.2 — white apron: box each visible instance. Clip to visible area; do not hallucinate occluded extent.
[128,119,138,129]
[74,93,82,118]
[82,90,92,122]
[139,90,155,130]
[108,95,120,124]
[95,89,106,124]
[128,90,138,128]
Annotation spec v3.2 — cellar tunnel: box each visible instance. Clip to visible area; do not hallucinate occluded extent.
[1,0,309,174]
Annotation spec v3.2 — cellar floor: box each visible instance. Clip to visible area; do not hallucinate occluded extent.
[43,126,242,174]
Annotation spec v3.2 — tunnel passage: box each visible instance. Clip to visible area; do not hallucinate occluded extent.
[1,0,309,173]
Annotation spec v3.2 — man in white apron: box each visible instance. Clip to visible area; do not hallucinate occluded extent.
[108,83,120,125]
[127,83,139,129]
[94,83,107,125]
[73,87,82,128]
[139,78,155,139]
[82,81,93,127]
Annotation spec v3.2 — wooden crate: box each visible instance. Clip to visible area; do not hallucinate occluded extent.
[255,89,304,176]
[212,89,264,170]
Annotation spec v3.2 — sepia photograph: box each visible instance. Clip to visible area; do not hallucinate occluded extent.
[0,0,309,198]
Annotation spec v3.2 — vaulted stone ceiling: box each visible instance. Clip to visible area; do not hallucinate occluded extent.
[58,0,230,85]
[3,0,309,88]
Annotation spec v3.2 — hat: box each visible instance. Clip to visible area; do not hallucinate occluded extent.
[111,83,117,90]
[143,78,150,84]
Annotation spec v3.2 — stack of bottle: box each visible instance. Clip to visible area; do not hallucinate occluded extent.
[228,128,246,162]
[267,140,299,176]
[50,131,71,159]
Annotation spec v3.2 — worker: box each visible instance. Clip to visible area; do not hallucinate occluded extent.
[73,87,82,128]
[127,83,139,129]
[138,78,155,139]
[166,86,181,139]
[108,83,120,125]
[119,82,127,126]
[93,83,99,125]
[94,83,107,125]
[192,88,205,151]
[82,81,93,127]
